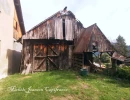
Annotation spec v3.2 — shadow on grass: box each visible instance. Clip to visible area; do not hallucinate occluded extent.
[105,77,130,88]
[63,70,130,88]
[92,73,130,88]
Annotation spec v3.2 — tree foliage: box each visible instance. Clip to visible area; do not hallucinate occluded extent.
[100,53,110,63]
[114,35,128,57]
[93,53,110,63]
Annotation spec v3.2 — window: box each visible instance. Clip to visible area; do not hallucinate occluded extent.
[13,19,17,29]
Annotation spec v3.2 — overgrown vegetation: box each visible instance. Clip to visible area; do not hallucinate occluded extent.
[93,53,110,63]
[100,53,111,63]
[93,53,111,68]
[103,64,130,82]
[0,70,130,100]
[115,66,130,81]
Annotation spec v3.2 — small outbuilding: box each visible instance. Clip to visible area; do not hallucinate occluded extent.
[73,24,125,71]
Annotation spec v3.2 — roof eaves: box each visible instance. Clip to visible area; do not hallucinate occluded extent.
[14,0,26,35]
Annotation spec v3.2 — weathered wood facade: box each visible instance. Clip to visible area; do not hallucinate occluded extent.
[73,24,115,71]
[23,10,83,40]
[22,8,126,73]
[73,24,126,71]
[22,9,83,72]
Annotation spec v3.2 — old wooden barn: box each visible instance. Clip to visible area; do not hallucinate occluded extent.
[22,8,126,73]
[22,8,83,72]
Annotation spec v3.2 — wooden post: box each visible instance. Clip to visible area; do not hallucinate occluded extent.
[46,44,48,71]
[99,52,102,67]
[82,53,84,68]
[111,58,117,68]
[30,42,33,73]
[110,52,115,68]
[59,41,62,70]
[68,45,73,68]
[111,58,117,75]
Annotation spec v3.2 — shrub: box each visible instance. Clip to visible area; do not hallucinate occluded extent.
[100,53,110,63]
[115,66,130,81]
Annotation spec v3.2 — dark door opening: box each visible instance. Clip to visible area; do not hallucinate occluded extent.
[84,52,93,66]
[62,19,65,39]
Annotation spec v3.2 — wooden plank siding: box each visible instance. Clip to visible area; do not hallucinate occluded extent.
[23,11,83,41]
[74,24,114,54]
[72,53,84,70]
[22,10,83,72]
[22,39,73,72]
[90,25,114,52]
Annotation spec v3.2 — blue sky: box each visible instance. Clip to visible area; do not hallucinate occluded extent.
[21,0,130,45]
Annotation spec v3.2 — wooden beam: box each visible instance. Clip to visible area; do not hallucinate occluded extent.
[35,58,45,70]
[48,45,58,56]
[35,56,46,58]
[48,57,58,69]
[47,55,59,57]
[34,50,41,57]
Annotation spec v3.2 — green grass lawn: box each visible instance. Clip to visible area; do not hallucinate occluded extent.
[0,70,130,100]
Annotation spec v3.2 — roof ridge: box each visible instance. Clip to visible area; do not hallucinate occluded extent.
[27,10,77,33]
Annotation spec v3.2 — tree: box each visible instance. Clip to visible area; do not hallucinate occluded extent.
[114,35,128,57]
[100,53,110,63]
